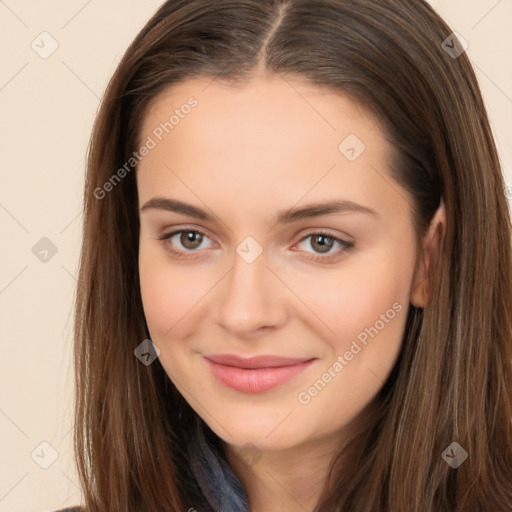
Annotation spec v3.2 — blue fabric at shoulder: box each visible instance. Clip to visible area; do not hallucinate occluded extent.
[188,417,250,512]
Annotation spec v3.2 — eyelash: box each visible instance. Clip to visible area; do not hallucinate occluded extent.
[157,228,355,263]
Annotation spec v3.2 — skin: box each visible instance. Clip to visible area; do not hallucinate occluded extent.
[137,73,445,512]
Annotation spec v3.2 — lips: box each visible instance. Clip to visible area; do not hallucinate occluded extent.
[204,353,312,368]
[203,353,315,393]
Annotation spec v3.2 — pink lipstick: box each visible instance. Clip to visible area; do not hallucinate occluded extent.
[203,354,315,393]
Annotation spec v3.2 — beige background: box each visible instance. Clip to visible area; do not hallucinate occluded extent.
[0,1,510,511]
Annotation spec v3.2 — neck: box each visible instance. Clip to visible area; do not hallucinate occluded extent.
[226,436,336,512]
[224,406,373,512]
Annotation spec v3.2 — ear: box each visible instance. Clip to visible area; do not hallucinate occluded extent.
[410,201,446,308]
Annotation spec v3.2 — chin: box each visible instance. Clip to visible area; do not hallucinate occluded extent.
[203,411,312,452]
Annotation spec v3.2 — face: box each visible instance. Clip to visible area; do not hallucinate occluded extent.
[137,74,421,452]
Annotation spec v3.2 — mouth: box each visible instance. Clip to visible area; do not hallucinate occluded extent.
[203,354,316,393]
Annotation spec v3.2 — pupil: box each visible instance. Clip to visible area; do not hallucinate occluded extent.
[183,231,202,248]
[313,235,333,253]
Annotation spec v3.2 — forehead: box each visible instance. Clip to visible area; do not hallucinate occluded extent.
[140,74,381,146]
[136,75,407,221]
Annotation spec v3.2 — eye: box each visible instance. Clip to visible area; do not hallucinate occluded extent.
[158,228,215,258]
[157,228,354,263]
[294,231,355,262]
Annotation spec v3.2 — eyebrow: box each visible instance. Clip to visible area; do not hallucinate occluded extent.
[140,197,380,223]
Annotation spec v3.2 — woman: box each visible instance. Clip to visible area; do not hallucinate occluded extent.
[58,0,512,510]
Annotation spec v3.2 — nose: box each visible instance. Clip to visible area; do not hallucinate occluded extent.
[215,247,288,338]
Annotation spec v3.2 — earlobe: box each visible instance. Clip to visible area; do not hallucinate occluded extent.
[410,200,446,308]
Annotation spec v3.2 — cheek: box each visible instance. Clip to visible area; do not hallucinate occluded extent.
[139,244,226,353]
[139,247,197,339]
[291,254,412,432]
[140,233,416,343]
[296,255,413,342]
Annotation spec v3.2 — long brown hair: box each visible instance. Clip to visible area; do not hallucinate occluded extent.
[74,1,512,510]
